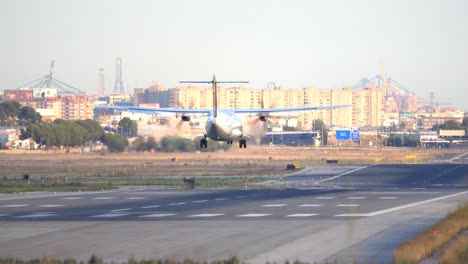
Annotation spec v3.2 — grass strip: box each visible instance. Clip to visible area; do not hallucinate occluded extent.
[440,236,468,264]
[394,202,468,264]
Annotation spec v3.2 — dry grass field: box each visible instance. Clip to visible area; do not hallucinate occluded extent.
[0,146,461,180]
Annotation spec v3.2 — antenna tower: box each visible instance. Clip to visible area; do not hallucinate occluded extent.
[113,57,125,95]
[98,68,105,97]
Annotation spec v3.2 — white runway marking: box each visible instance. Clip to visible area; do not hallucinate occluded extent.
[334,214,368,217]
[236,214,271,217]
[168,202,185,206]
[90,213,129,218]
[235,196,247,198]
[18,212,56,218]
[38,205,64,208]
[111,208,132,212]
[0,204,28,208]
[285,214,318,217]
[337,204,360,207]
[140,205,160,209]
[126,197,145,200]
[214,198,226,201]
[379,197,398,200]
[315,196,335,200]
[340,190,468,217]
[192,200,208,203]
[139,214,176,218]
[187,214,224,217]
[347,197,366,200]
[93,197,114,200]
[298,204,323,207]
[262,204,286,207]
[61,197,84,200]
[0,214,10,217]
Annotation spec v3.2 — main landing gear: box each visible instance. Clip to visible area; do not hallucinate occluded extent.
[200,135,208,149]
[239,138,247,148]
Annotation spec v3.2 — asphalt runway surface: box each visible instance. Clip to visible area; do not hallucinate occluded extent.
[0,153,467,263]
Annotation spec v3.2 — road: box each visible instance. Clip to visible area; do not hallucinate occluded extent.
[0,155,467,263]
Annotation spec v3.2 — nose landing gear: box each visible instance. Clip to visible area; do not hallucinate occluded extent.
[200,135,208,149]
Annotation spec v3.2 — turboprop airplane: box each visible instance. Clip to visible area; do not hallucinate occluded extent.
[97,75,351,149]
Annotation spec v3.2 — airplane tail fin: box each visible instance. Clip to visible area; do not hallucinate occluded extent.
[180,75,249,118]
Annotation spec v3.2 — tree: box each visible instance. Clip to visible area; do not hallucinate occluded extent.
[0,101,21,126]
[439,120,462,130]
[101,133,128,152]
[312,119,329,145]
[118,117,137,137]
[18,106,42,125]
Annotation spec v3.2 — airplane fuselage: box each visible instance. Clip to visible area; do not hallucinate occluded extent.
[205,111,243,141]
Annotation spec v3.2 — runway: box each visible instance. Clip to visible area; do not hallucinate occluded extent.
[0,159,467,263]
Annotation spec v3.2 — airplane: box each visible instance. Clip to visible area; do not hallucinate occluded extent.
[96,75,352,149]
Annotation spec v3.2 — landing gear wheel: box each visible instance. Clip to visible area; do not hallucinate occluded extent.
[239,139,247,148]
[200,138,208,149]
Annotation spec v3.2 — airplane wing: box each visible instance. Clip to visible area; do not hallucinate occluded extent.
[95,105,211,117]
[233,104,352,116]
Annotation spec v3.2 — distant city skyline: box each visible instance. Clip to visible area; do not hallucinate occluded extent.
[1,0,467,110]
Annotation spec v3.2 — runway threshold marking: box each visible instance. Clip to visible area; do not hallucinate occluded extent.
[187,214,224,217]
[0,204,28,208]
[285,214,318,217]
[335,190,468,217]
[139,214,176,218]
[90,213,129,218]
[140,205,160,209]
[337,204,360,207]
[298,204,323,207]
[236,214,271,217]
[262,204,286,207]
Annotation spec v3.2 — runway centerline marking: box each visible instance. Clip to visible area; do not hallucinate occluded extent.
[111,208,132,212]
[214,198,226,201]
[235,196,248,199]
[236,214,271,217]
[298,204,323,207]
[0,204,28,208]
[90,213,129,218]
[168,202,185,206]
[0,214,10,217]
[336,190,468,217]
[315,197,335,200]
[337,204,360,207]
[314,165,371,184]
[61,197,84,200]
[262,204,286,207]
[285,214,318,217]
[38,205,64,208]
[18,212,56,218]
[93,197,114,200]
[187,214,224,217]
[139,214,176,218]
[347,197,366,200]
[126,197,145,200]
[379,197,398,200]
[140,205,160,209]
[192,200,208,203]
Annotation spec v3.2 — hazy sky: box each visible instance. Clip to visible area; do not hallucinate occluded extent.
[1,0,467,109]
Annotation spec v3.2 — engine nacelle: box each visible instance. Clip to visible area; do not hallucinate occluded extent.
[259,116,268,122]
[181,116,191,122]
